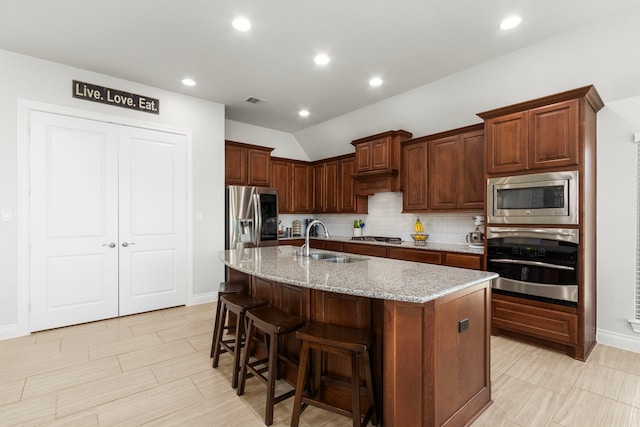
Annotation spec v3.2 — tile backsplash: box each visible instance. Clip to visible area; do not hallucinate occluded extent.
[280,192,483,244]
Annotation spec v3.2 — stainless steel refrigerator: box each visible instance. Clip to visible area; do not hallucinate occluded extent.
[225,185,279,250]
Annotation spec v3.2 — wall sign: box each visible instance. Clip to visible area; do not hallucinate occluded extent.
[72,80,160,114]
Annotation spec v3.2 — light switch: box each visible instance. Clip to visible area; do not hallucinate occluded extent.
[0,208,12,221]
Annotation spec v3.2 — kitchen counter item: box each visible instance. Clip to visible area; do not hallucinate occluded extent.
[292,219,302,236]
[351,236,402,244]
[411,233,428,246]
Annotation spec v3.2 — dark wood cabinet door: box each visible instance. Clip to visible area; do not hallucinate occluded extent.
[485,111,528,174]
[428,136,459,210]
[529,100,579,170]
[225,143,247,185]
[270,159,291,213]
[372,138,390,170]
[458,129,485,210]
[312,164,324,213]
[247,148,271,187]
[291,162,312,213]
[402,141,428,212]
[323,160,339,212]
[338,157,356,212]
[444,253,482,269]
[355,142,372,172]
[338,156,367,213]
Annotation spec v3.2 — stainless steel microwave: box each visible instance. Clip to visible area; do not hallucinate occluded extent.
[487,171,578,225]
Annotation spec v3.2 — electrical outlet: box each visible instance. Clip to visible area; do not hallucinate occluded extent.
[458,318,469,333]
[0,208,12,221]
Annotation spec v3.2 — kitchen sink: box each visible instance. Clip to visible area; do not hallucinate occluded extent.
[292,251,335,260]
[322,256,366,263]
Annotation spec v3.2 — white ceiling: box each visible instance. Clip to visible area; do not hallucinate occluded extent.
[0,0,638,133]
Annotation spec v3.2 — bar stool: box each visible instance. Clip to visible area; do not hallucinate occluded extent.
[211,293,268,389]
[290,322,378,427]
[237,306,305,426]
[209,281,245,358]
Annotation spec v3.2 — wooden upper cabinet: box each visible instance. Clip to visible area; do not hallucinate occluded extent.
[313,163,324,213]
[323,160,339,213]
[479,86,603,175]
[247,148,271,186]
[271,158,312,214]
[529,100,579,170]
[291,162,312,213]
[224,143,247,185]
[401,139,428,212]
[351,130,412,195]
[403,124,484,212]
[484,111,528,175]
[458,129,485,210]
[270,159,292,213]
[338,156,368,213]
[224,141,273,186]
[429,136,459,210]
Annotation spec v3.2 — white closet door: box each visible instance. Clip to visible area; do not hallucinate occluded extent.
[30,111,119,331]
[117,126,187,315]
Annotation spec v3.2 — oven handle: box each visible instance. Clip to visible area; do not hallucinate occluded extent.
[489,228,576,237]
[488,258,575,271]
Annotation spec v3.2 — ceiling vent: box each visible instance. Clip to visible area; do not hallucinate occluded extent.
[245,97,266,104]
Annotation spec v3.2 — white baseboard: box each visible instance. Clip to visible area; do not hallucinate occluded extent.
[189,292,218,306]
[597,329,640,353]
[0,324,29,341]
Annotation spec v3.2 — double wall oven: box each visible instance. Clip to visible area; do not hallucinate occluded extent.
[486,171,579,307]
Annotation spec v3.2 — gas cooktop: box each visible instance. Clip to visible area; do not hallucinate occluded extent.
[351,236,403,244]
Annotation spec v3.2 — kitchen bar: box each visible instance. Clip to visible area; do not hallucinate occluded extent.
[219,245,498,426]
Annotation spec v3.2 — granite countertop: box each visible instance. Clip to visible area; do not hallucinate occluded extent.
[219,245,497,304]
[278,235,485,255]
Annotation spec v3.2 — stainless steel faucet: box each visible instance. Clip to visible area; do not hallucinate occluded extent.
[302,219,330,256]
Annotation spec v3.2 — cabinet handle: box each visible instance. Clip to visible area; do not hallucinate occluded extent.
[102,243,116,248]
[122,242,136,247]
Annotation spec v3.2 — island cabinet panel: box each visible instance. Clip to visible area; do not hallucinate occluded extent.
[383,282,491,427]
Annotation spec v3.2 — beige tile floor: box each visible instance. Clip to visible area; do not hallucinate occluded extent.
[2,302,640,426]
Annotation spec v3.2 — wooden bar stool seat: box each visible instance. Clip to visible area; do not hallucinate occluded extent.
[211,292,268,389]
[290,322,378,427]
[237,306,305,426]
[210,281,245,358]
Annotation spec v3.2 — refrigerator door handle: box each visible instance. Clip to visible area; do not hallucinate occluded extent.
[253,193,261,246]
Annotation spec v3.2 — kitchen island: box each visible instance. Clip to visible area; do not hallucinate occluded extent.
[219,245,498,427]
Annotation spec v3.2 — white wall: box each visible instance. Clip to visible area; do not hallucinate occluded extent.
[0,49,226,339]
[225,119,310,161]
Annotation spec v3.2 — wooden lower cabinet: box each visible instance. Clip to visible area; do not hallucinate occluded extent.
[342,242,387,257]
[388,247,442,264]
[444,253,482,270]
[235,270,491,426]
[491,293,583,358]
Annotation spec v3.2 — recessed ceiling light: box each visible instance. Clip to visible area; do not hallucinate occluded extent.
[299,109,310,117]
[232,17,251,32]
[181,78,196,86]
[369,77,383,87]
[314,53,330,65]
[500,15,522,30]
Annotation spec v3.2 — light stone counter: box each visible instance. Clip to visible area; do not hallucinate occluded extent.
[278,235,485,255]
[219,245,497,303]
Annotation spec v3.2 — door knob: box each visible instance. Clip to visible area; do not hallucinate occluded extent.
[122,242,135,247]
[102,243,116,248]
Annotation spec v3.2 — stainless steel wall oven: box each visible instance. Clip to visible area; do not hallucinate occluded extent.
[487,227,579,307]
